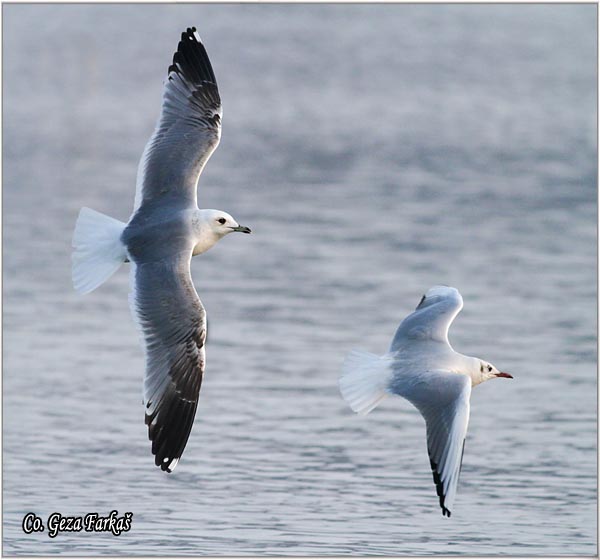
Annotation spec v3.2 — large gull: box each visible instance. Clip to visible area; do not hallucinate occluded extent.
[339,286,513,516]
[72,27,251,472]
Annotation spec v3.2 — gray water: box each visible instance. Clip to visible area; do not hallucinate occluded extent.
[3,4,597,556]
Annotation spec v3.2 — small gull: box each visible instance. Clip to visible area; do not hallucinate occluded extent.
[72,28,251,472]
[339,286,513,516]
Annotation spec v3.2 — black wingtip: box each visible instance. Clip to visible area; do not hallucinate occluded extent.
[430,456,451,517]
[146,395,197,475]
[167,26,218,87]
[160,461,173,474]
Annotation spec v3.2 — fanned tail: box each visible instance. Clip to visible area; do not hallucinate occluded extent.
[339,350,394,415]
[72,207,127,294]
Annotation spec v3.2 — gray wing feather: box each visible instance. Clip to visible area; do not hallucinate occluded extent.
[134,27,222,211]
[389,286,463,350]
[390,369,471,517]
[129,253,206,472]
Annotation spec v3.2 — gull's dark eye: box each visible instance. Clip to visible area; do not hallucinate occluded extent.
[217,218,226,225]
[487,365,492,372]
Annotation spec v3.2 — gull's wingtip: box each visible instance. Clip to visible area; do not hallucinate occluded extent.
[177,26,203,47]
[167,25,217,86]
[415,285,463,311]
[157,456,179,473]
[426,285,461,299]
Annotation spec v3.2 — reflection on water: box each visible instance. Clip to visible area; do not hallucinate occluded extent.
[3,4,597,556]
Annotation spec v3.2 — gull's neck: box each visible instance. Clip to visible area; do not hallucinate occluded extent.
[191,209,221,256]
[451,353,490,387]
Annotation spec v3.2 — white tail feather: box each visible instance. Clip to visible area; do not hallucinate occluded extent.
[72,207,127,294]
[339,350,394,415]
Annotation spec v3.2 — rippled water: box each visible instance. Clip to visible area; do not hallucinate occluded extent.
[3,4,597,556]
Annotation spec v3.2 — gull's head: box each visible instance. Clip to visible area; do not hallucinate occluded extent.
[193,209,251,255]
[204,210,252,237]
[475,360,513,385]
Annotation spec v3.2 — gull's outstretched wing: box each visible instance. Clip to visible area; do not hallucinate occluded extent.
[134,27,222,211]
[128,251,206,472]
[389,286,463,350]
[389,369,471,517]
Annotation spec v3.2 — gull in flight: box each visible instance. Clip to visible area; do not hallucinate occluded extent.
[72,28,251,472]
[339,286,512,517]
